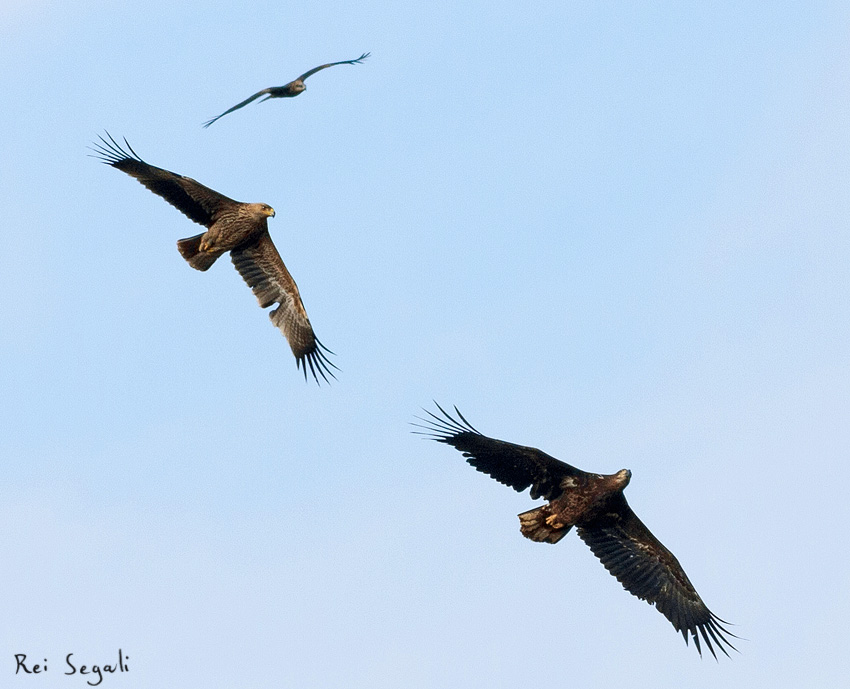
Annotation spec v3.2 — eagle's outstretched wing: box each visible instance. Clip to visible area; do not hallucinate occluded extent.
[230,233,336,384]
[203,89,275,128]
[296,52,371,81]
[577,493,738,659]
[90,133,237,225]
[415,404,588,500]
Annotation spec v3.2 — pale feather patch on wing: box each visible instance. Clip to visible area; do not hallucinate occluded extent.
[230,233,336,384]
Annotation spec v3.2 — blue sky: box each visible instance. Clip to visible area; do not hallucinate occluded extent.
[2,2,849,687]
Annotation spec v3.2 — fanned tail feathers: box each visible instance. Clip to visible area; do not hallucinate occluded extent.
[518,506,571,544]
[177,234,224,271]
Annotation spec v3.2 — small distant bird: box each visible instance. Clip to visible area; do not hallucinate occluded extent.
[415,404,737,658]
[90,133,336,384]
[203,52,371,127]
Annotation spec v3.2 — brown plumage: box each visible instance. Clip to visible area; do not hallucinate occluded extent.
[203,52,371,128]
[415,404,737,658]
[90,133,336,384]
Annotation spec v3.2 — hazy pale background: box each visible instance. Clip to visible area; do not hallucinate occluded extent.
[2,2,849,687]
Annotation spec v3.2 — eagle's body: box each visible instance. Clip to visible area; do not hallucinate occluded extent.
[91,134,336,384]
[203,52,370,128]
[416,404,736,659]
[262,83,304,99]
[518,469,632,543]
[177,202,272,271]
[200,203,269,251]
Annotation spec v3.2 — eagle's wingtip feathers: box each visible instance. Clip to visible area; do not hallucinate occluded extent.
[296,338,337,386]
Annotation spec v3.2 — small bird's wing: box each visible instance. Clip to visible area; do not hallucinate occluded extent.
[296,52,371,81]
[414,404,589,500]
[577,493,737,659]
[203,88,275,128]
[230,232,336,385]
[90,133,237,226]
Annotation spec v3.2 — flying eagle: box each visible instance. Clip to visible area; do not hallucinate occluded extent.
[203,52,371,128]
[90,133,336,384]
[415,404,737,658]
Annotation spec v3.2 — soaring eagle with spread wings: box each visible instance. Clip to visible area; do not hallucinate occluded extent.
[415,404,737,658]
[203,52,371,128]
[91,133,336,384]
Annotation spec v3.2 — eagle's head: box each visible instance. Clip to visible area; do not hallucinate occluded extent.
[250,203,275,218]
[293,81,307,94]
[615,469,632,488]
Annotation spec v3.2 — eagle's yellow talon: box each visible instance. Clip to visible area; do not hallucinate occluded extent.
[545,514,564,529]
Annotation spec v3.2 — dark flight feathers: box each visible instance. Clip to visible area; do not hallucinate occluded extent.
[416,404,737,659]
[415,403,585,500]
[295,52,371,82]
[576,494,735,658]
[90,133,235,226]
